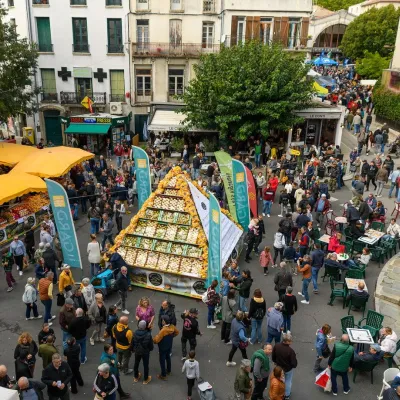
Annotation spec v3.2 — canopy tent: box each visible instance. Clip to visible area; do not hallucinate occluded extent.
[306,56,338,66]
[0,143,39,167]
[315,76,337,89]
[307,69,321,77]
[0,386,19,400]
[12,146,94,178]
[64,123,111,135]
[0,173,47,205]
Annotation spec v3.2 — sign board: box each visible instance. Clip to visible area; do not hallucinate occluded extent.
[80,96,91,110]
[70,116,112,124]
[73,67,92,78]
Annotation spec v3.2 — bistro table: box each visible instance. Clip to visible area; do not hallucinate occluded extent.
[335,216,348,232]
[357,229,385,246]
[345,278,368,291]
[318,234,331,244]
[337,253,349,262]
[347,328,375,351]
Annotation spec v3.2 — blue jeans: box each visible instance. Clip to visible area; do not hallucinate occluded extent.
[266,327,281,344]
[283,314,291,332]
[70,204,78,220]
[159,349,172,377]
[90,218,100,234]
[354,124,360,134]
[263,200,272,215]
[311,267,321,291]
[90,263,100,277]
[192,169,200,180]
[25,302,39,319]
[101,233,114,250]
[62,330,71,349]
[381,143,385,153]
[255,154,261,167]
[302,278,311,301]
[41,299,52,323]
[337,175,342,189]
[347,121,351,130]
[207,305,215,325]
[239,296,248,312]
[284,369,294,397]
[250,319,263,343]
[116,156,122,168]
[76,337,87,363]
[389,182,399,198]
[331,369,350,394]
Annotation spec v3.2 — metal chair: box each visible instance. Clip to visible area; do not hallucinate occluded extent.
[352,241,365,256]
[346,269,364,279]
[371,247,385,268]
[384,339,400,368]
[358,310,385,341]
[325,221,337,236]
[328,277,346,308]
[344,226,353,240]
[347,295,368,317]
[353,359,379,384]
[378,368,400,399]
[322,264,341,282]
[391,201,400,220]
[342,240,354,254]
[371,221,385,232]
[341,315,355,334]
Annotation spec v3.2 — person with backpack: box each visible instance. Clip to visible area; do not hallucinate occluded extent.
[132,320,154,385]
[181,308,202,361]
[221,290,238,344]
[204,280,220,329]
[279,214,293,246]
[281,286,297,334]
[278,189,290,218]
[274,262,293,301]
[248,289,266,345]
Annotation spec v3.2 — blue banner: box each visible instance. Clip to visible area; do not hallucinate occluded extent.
[133,146,151,209]
[207,193,221,287]
[232,159,250,230]
[44,179,82,269]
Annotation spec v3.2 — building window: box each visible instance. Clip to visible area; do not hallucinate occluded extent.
[137,0,148,10]
[202,22,214,49]
[36,17,53,52]
[72,18,89,52]
[203,0,215,13]
[8,0,14,7]
[169,19,182,50]
[169,68,184,96]
[33,0,49,4]
[136,68,151,98]
[71,0,86,5]
[110,70,125,102]
[107,19,123,53]
[40,69,57,101]
[288,18,300,48]
[171,0,182,11]
[260,17,272,44]
[237,17,245,44]
[106,0,122,5]
[137,20,149,51]
[10,18,16,33]
[75,78,92,101]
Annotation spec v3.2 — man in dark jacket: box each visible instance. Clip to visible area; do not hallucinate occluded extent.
[70,288,88,314]
[14,377,46,400]
[358,198,371,223]
[279,214,293,246]
[272,332,297,400]
[310,243,325,294]
[365,161,378,192]
[360,160,369,179]
[274,262,293,300]
[181,308,202,360]
[158,300,177,330]
[67,308,91,364]
[42,243,59,282]
[192,154,201,179]
[133,320,154,384]
[41,353,73,399]
[115,267,130,314]
[346,204,363,238]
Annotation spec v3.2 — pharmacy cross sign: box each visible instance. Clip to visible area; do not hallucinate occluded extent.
[58,67,71,81]
[94,68,107,82]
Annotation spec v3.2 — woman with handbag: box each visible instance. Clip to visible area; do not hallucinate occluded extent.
[89,294,107,346]
[226,311,250,367]
[314,324,332,373]
[221,289,238,344]
[58,265,75,298]
[14,332,38,379]
[22,277,42,320]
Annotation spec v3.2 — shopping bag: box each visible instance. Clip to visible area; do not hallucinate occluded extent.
[315,368,331,392]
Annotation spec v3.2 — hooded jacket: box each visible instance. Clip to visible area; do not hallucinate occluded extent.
[221,296,238,323]
[315,329,328,357]
[22,284,38,304]
[380,331,398,354]
[133,328,154,355]
[100,351,118,376]
[112,322,133,350]
[248,297,266,320]
[267,308,283,332]
[182,359,200,379]
[58,270,75,293]
[158,303,177,329]
[153,324,179,352]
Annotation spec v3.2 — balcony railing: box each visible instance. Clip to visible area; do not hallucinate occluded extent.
[107,44,124,54]
[132,42,220,57]
[72,43,90,53]
[38,43,53,52]
[203,0,215,13]
[33,0,49,4]
[41,92,58,103]
[223,35,309,49]
[60,92,106,105]
[110,94,125,102]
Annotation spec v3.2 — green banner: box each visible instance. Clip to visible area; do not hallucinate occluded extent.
[214,151,237,221]
[232,159,250,230]
[133,146,151,209]
[207,193,221,287]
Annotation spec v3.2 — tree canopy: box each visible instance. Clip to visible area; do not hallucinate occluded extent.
[316,0,362,11]
[0,6,38,122]
[355,51,390,79]
[179,42,313,141]
[340,5,400,60]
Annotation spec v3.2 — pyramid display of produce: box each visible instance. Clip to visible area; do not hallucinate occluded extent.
[110,166,243,298]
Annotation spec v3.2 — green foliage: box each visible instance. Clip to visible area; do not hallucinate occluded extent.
[373,84,400,122]
[340,5,400,60]
[179,42,313,141]
[170,136,184,152]
[355,51,390,79]
[0,5,38,121]
[316,0,362,11]
[202,137,218,152]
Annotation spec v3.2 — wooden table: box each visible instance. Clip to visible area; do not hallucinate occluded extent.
[346,328,374,344]
[345,278,368,291]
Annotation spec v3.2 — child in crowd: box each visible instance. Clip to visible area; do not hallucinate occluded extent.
[182,350,200,400]
[260,246,273,276]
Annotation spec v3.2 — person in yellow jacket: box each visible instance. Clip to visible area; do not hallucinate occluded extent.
[58,265,75,298]
[112,316,133,375]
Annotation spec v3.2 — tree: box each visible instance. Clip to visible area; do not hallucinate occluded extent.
[340,5,400,60]
[179,42,314,141]
[356,51,390,79]
[316,0,362,11]
[0,5,38,122]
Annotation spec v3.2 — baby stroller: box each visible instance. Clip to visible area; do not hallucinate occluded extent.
[90,269,117,298]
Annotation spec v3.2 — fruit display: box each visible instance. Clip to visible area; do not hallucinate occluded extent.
[145,209,160,221]
[147,252,159,268]
[161,211,175,223]
[176,213,190,225]
[123,236,136,247]
[155,224,167,239]
[176,226,189,241]
[138,238,153,250]
[153,195,185,211]
[171,243,185,255]
[136,250,148,267]
[164,188,179,196]
[186,246,202,258]
[165,225,178,241]
[125,249,137,265]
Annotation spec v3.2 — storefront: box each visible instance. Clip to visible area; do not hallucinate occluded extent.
[62,113,132,154]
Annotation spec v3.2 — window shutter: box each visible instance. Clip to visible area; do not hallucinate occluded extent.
[245,16,253,41]
[280,17,289,47]
[231,16,238,46]
[253,16,260,41]
[300,17,309,47]
[273,17,281,43]
[37,18,51,48]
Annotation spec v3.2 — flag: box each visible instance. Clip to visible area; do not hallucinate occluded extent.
[245,166,258,217]
[132,145,151,209]
[207,192,222,287]
[44,179,82,269]
[88,97,93,113]
[232,159,250,230]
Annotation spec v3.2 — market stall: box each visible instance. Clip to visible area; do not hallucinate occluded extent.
[110,167,243,298]
[0,142,39,167]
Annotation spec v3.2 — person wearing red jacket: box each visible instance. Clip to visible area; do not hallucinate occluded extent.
[314,193,331,227]
[262,184,276,218]
[298,227,310,257]
[268,174,279,192]
[114,144,123,169]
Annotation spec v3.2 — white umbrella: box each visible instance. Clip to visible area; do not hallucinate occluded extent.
[307,69,321,77]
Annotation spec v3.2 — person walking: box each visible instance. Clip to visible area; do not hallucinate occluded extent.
[22,277,42,320]
[375,164,389,198]
[281,287,297,334]
[58,265,75,299]
[297,256,312,305]
[67,308,91,364]
[39,272,55,326]
[259,246,273,276]
[153,315,179,380]
[251,344,273,400]
[234,359,253,399]
[87,234,101,277]
[274,262,293,300]
[389,166,400,198]
[132,320,154,385]
[272,229,286,267]
[13,376,46,399]
[266,302,284,344]
[314,324,332,373]
[112,315,133,375]
[93,363,118,400]
[181,308,201,360]
[42,243,58,283]
[63,337,83,394]
[262,184,276,217]
[221,289,238,344]
[10,235,26,276]
[81,277,95,308]
[38,335,57,369]
[87,203,102,235]
[227,311,250,367]
[88,294,107,346]
[59,299,76,349]
[70,288,88,314]
[115,267,130,315]
[41,353,73,400]
[204,279,221,329]
[24,227,35,264]
[232,270,253,312]
[114,199,126,234]
[272,332,297,400]
[100,213,114,251]
[269,366,286,400]
[310,243,325,294]
[248,289,266,345]
[14,332,38,379]
[328,334,354,396]
[2,252,16,292]
[182,350,200,400]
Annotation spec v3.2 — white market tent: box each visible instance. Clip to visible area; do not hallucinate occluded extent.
[307,69,322,77]
[360,79,377,86]
[0,387,19,400]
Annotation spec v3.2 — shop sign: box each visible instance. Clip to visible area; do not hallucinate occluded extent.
[295,112,341,120]
[69,116,112,124]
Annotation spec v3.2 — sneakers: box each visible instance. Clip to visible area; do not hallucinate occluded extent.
[207,325,216,329]
[99,338,105,342]
[7,287,13,292]
[313,290,319,294]
[157,374,167,381]
[51,315,56,320]
[264,273,267,276]
[122,309,130,314]
[249,341,254,345]
[262,213,266,217]
[90,338,95,346]
[298,292,304,297]
[332,393,338,396]
[181,357,186,361]
[287,330,291,335]
[19,271,23,276]
[81,357,88,365]
[123,369,133,375]
[26,317,34,320]
[35,315,43,319]
[213,320,220,324]
[133,372,142,382]
[226,361,236,367]
[267,214,270,218]
[344,389,351,395]
[143,376,152,385]
[226,340,232,345]
[47,322,53,327]
[301,300,310,304]
[278,214,283,217]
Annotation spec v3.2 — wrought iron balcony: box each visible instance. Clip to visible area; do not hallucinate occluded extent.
[107,44,124,54]
[223,35,309,49]
[60,92,106,105]
[41,92,58,103]
[132,42,220,57]
[110,94,125,102]
[72,43,90,53]
[38,43,53,52]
